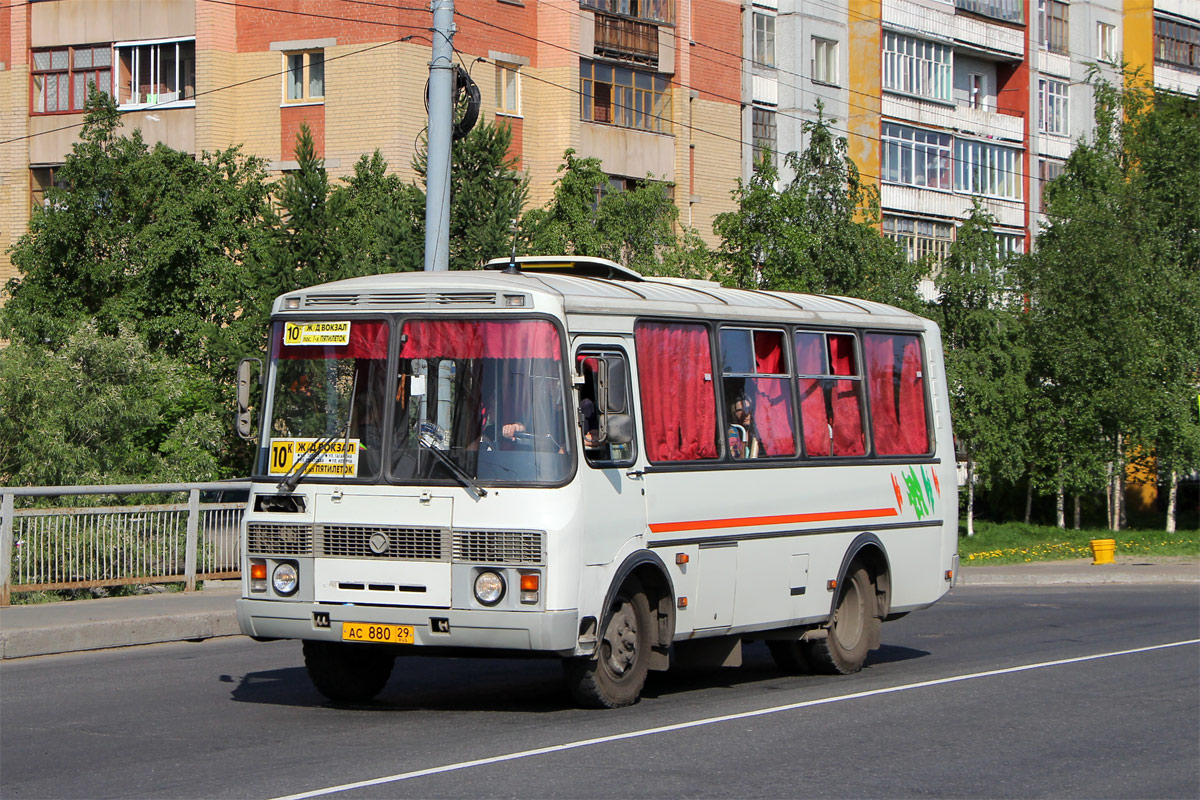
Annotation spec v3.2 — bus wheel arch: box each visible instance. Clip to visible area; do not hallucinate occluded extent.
[804,535,891,675]
[564,552,674,708]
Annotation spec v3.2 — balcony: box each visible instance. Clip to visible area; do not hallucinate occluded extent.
[594,14,659,65]
[955,0,1023,26]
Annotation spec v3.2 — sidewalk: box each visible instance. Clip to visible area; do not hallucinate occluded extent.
[1,558,1197,660]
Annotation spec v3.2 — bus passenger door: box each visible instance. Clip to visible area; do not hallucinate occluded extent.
[574,344,646,567]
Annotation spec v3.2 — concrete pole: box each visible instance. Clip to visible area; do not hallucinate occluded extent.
[424,0,455,272]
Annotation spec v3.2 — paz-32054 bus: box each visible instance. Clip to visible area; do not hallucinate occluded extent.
[234,256,957,708]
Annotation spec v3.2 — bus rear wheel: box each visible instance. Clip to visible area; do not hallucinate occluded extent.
[804,564,878,675]
[303,640,395,703]
[564,578,652,708]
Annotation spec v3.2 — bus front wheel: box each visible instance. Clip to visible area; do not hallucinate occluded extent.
[303,640,395,703]
[564,578,652,708]
[804,564,878,675]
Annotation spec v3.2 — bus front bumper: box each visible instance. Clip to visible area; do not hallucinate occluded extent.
[236,598,579,655]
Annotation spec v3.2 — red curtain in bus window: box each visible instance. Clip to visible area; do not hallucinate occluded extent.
[399,320,561,360]
[635,321,718,461]
[794,332,830,456]
[865,333,929,456]
[828,334,866,456]
[272,320,389,360]
[752,331,796,456]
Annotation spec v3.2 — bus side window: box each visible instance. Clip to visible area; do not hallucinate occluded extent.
[576,351,636,466]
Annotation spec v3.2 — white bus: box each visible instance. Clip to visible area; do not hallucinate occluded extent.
[235,256,958,708]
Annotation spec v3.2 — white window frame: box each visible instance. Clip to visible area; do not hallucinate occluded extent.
[495,62,521,116]
[812,37,838,86]
[114,36,196,110]
[754,12,776,68]
[881,122,953,191]
[283,49,325,105]
[883,214,955,265]
[1097,22,1118,63]
[967,72,987,110]
[882,32,951,103]
[954,138,1022,199]
[1038,78,1069,136]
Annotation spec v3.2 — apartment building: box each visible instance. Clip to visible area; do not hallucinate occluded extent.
[0,0,744,289]
[746,0,1199,297]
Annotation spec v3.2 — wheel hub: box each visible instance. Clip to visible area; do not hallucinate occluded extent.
[602,603,638,677]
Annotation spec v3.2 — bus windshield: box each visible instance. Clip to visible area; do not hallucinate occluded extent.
[392,318,571,485]
[260,317,572,486]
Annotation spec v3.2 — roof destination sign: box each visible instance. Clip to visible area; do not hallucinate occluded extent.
[284,321,351,346]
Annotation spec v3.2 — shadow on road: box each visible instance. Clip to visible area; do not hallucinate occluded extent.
[223,641,931,712]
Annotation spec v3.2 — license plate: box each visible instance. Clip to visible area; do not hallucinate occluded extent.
[341,622,414,644]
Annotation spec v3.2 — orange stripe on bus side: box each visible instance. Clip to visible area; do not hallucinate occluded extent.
[647,507,900,534]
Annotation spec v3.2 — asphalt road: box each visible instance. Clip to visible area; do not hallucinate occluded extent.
[2,584,1197,800]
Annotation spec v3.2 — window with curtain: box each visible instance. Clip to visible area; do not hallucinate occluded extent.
[719,328,795,459]
[635,321,719,462]
[31,44,113,114]
[794,332,866,457]
[864,333,930,456]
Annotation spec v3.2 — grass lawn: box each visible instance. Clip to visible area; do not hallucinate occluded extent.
[958,520,1200,565]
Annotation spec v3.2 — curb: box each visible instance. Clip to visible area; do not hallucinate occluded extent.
[0,610,241,660]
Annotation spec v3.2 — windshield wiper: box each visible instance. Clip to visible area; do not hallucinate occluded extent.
[276,425,348,493]
[418,435,487,499]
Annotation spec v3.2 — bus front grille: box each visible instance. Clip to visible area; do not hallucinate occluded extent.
[318,525,448,560]
[247,522,313,556]
[453,530,544,565]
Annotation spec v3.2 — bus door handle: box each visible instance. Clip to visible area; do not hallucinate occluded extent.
[626,469,644,479]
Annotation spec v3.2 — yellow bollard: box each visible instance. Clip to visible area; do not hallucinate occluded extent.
[1090,538,1116,565]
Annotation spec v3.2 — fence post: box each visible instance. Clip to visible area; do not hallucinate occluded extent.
[0,491,13,606]
[184,488,199,592]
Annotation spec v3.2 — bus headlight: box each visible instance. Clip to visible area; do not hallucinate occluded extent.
[272,562,299,596]
[473,570,505,606]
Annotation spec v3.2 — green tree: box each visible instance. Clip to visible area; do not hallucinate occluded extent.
[2,90,272,368]
[523,149,684,273]
[0,321,223,486]
[934,203,1029,535]
[413,119,529,270]
[1021,70,1200,530]
[713,108,920,308]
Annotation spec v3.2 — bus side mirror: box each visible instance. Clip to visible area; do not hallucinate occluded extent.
[236,358,261,440]
[606,413,634,445]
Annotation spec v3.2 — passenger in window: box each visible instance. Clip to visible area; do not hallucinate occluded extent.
[727,392,762,460]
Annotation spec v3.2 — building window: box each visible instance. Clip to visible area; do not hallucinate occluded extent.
[882,33,951,102]
[967,73,987,110]
[283,49,324,103]
[1097,22,1117,63]
[883,214,954,265]
[955,138,1022,199]
[581,0,673,25]
[115,38,195,108]
[1038,78,1069,135]
[955,0,1023,25]
[30,165,68,209]
[752,105,776,166]
[995,231,1024,261]
[31,45,112,114]
[812,37,838,85]
[754,12,776,68]
[495,62,520,115]
[1155,15,1200,72]
[1038,157,1065,211]
[881,123,952,190]
[580,59,672,133]
[1038,0,1070,56]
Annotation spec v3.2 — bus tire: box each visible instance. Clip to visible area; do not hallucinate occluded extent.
[766,639,812,675]
[804,564,877,675]
[563,578,652,708]
[303,640,395,703]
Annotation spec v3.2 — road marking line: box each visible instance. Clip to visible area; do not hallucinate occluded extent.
[269,638,1200,800]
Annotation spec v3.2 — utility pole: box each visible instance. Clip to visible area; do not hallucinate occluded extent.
[424,0,455,271]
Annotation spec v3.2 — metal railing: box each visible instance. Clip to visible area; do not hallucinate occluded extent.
[0,481,251,605]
